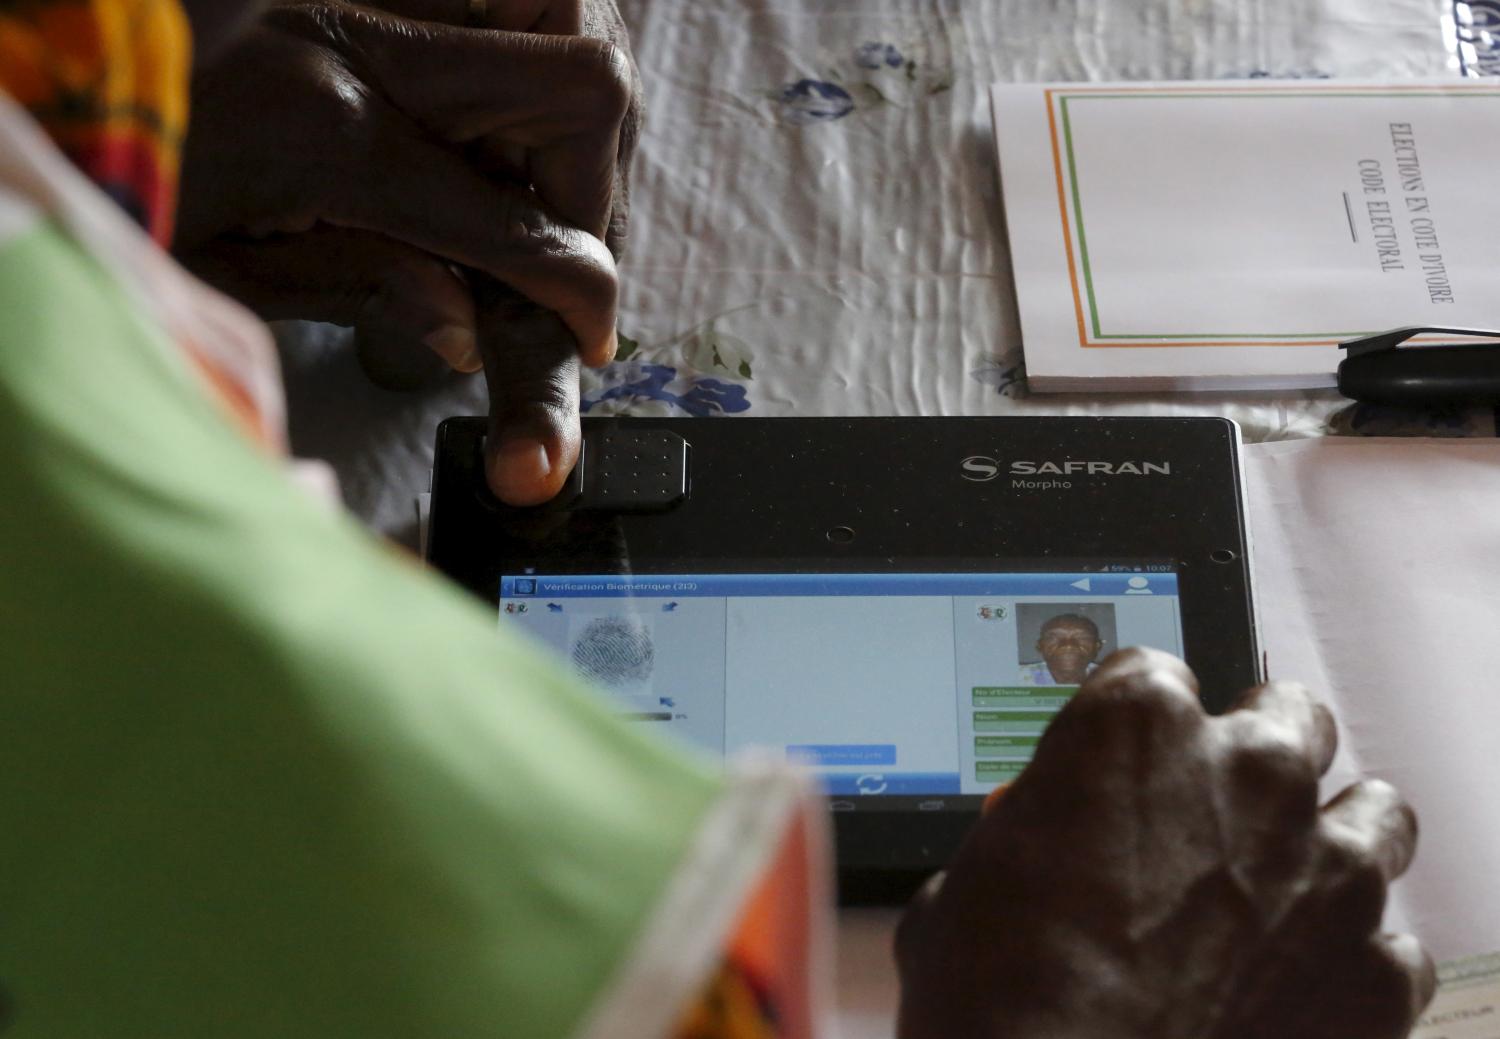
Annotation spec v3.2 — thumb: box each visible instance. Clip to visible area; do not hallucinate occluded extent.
[473,280,581,506]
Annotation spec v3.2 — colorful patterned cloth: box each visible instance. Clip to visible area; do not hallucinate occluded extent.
[0,0,189,244]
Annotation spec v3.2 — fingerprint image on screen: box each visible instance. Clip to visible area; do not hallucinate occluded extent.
[570,616,656,694]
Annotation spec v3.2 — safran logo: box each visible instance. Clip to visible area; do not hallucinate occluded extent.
[960,456,1172,482]
[960,456,1003,481]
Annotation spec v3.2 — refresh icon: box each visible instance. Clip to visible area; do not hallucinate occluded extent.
[855,774,888,795]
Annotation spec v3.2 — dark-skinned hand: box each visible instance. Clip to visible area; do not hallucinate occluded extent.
[176,0,642,505]
[896,648,1436,1039]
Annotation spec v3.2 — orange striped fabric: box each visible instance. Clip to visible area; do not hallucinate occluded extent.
[673,810,822,1039]
[0,0,285,449]
[0,0,189,245]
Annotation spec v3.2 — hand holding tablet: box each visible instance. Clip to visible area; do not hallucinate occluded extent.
[430,415,1432,1027]
[895,648,1435,1039]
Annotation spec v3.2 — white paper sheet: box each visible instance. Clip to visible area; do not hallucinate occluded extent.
[992,80,1500,390]
[1246,437,1500,961]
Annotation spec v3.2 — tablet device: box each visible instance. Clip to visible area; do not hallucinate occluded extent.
[427,416,1259,903]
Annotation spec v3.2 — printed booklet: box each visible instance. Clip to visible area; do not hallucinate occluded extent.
[990,80,1500,390]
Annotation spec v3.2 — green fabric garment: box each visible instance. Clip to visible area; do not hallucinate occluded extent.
[0,219,722,1038]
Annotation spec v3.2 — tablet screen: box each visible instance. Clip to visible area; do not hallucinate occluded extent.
[499,566,1183,803]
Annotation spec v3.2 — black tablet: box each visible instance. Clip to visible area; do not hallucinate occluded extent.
[427,416,1260,903]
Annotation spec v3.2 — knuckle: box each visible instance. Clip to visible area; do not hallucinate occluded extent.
[1365,779,1419,836]
[264,2,343,45]
[540,238,618,312]
[579,250,620,306]
[260,8,384,161]
[1386,793,1421,862]
[1321,825,1384,883]
[1081,647,1140,683]
[1053,664,1203,763]
[1221,718,1319,795]
[1317,829,1390,927]
[1090,646,1197,690]
[1365,936,1436,1024]
[309,71,381,160]
[1344,778,1420,854]
[1396,796,1420,848]
[1393,934,1440,1012]
[266,8,399,159]
[1095,645,1153,671]
[571,39,634,123]
[1080,658,1198,718]
[492,187,546,246]
[1359,777,1406,814]
[1312,699,1339,749]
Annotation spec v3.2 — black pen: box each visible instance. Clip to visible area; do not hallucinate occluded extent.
[1337,326,1500,406]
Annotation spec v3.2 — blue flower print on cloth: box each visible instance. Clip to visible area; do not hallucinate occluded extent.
[855,41,904,70]
[581,321,757,417]
[970,357,1026,397]
[582,362,750,416]
[772,40,953,125]
[776,79,856,124]
[582,362,750,417]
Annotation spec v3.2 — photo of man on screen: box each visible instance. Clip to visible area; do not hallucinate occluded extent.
[1017,609,1110,686]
